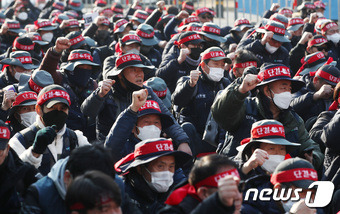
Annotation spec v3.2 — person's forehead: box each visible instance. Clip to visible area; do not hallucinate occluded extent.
[260,142,285,148]
[46,102,68,109]
[216,165,235,174]
[150,155,175,165]
[208,59,225,64]
[138,114,161,121]
[270,79,291,87]
[123,66,143,72]
[328,25,339,31]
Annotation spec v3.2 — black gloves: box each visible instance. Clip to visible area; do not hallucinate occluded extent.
[32,125,57,154]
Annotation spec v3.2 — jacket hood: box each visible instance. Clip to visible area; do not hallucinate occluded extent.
[47,157,69,200]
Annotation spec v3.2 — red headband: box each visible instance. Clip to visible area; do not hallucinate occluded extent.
[34,20,53,29]
[101,8,112,14]
[69,1,81,7]
[265,25,286,35]
[139,100,161,112]
[28,78,43,93]
[114,19,128,31]
[305,4,316,9]
[234,19,250,26]
[314,1,326,8]
[136,29,155,38]
[196,7,214,16]
[37,90,71,106]
[67,20,80,27]
[201,51,225,61]
[134,12,148,20]
[53,2,64,10]
[16,56,32,64]
[112,7,123,13]
[186,26,201,32]
[322,22,338,33]
[271,168,318,184]
[303,52,324,64]
[32,34,43,41]
[202,25,220,35]
[258,66,291,81]
[289,18,304,26]
[269,17,288,28]
[154,89,167,98]
[184,16,200,24]
[308,37,327,47]
[183,2,194,10]
[279,9,293,14]
[122,34,141,43]
[68,52,93,62]
[0,127,10,140]
[6,23,20,29]
[194,169,240,189]
[69,34,85,46]
[116,54,141,67]
[316,69,340,84]
[174,33,201,46]
[13,40,35,51]
[13,91,37,107]
[251,124,285,139]
[234,61,257,68]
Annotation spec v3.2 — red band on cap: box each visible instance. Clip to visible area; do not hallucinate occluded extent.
[305,3,316,9]
[184,16,200,24]
[69,1,81,7]
[122,34,141,43]
[53,2,64,10]
[68,52,93,62]
[136,29,155,38]
[265,25,286,35]
[201,51,225,61]
[114,19,128,31]
[112,7,123,13]
[288,18,304,26]
[303,52,324,64]
[16,56,32,64]
[196,7,215,16]
[101,8,112,14]
[175,34,201,45]
[135,5,142,10]
[0,127,10,140]
[116,53,141,67]
[139,100,161,112]
[202,25,220,35]
[134,140,174,157]
[270,17,288,28]
[234,19,250,26]
[37,90,71,106]
[67,20,80,27]
[183,2,194,10]
[308,38,327,47]
[69,34,85,46]
[102,19,110,25]
[251,124,285,139]
[13,40,35,51]
[271,168,318,184]
[259,66,291,81]
[322,22,338,33]
[314,1,326,8]
[134,12,148,20]
[34,20,53,29]
[32,34,43,41]
[13,91,37,107]
[279,9,293,14]
[154,89,167,98]
[7,23,20,29]
[186,26,201,32]
[194,169,240,189]
[234,61,257,68]
[28,78,43,93]
[316,69,340,84]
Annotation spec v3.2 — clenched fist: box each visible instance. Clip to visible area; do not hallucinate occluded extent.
[130,89,148,112]
[239,74,261,94]
[98,79,115,98]
[189,70,201,87]
[177,48,190,64]
[54,37,71,53]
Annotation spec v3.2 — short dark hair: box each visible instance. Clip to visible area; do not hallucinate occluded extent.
[167,6,179,15]
[66,170,122,212]
[188,154,237,186]
[66,145,115,178]
[234,49,258,64]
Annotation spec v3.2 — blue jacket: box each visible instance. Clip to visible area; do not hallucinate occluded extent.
[164,17,181,41]
[327,43,340,70]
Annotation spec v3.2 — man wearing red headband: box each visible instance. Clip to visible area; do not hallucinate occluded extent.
[228,49,258,82]
[9,84,89,175]
[172,47,231,156]
[160,154,242,213]
[320,21,340,70]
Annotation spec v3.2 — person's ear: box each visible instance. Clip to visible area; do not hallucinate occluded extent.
[196,186,210,200]
[36,105,43,116]
[63,170,73,189]
[263,85,272,97]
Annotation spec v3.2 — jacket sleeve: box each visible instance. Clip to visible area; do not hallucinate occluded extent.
[172,76,197,107]
[104,107,138,163]
[103,56,116,79]
[243,40,266,56]
[82,23,98,38]
[211,83,249,132]
[263,10,275,18]
[80,87,106,118]
[309,111,334,151]
[290,91,316,114]
[164,17,181,41]
[190,192,235,214]
[20,185,42,214]
[39,47,63,85]
[145,9,163,28]
[289,43,306,74]
[155,52,180,86]
[4,7,14,18]
[321,109,340,153]
[147,87,190,146]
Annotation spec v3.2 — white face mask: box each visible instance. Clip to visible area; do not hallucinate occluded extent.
[13,68,31,81]
[41,32,53,42]
[145,168,174,192]
[20,111,37,127]
[126,48,140,54]
[265,43,279,54]
[261,155,285,173]
[327,33,340,45]
[136,125,161,141]
[269,90,293,110]
[206,65,224,82]
[18,12,28,21]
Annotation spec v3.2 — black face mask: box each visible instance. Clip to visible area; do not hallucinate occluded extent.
[121,73,143,92]
[189,47,203,60]
[202,41,220,50]
[42,110,68,131]
[67,67,92,88]
[140,45,152,55]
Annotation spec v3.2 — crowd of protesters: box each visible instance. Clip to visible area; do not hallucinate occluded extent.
[0,0,340,213]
